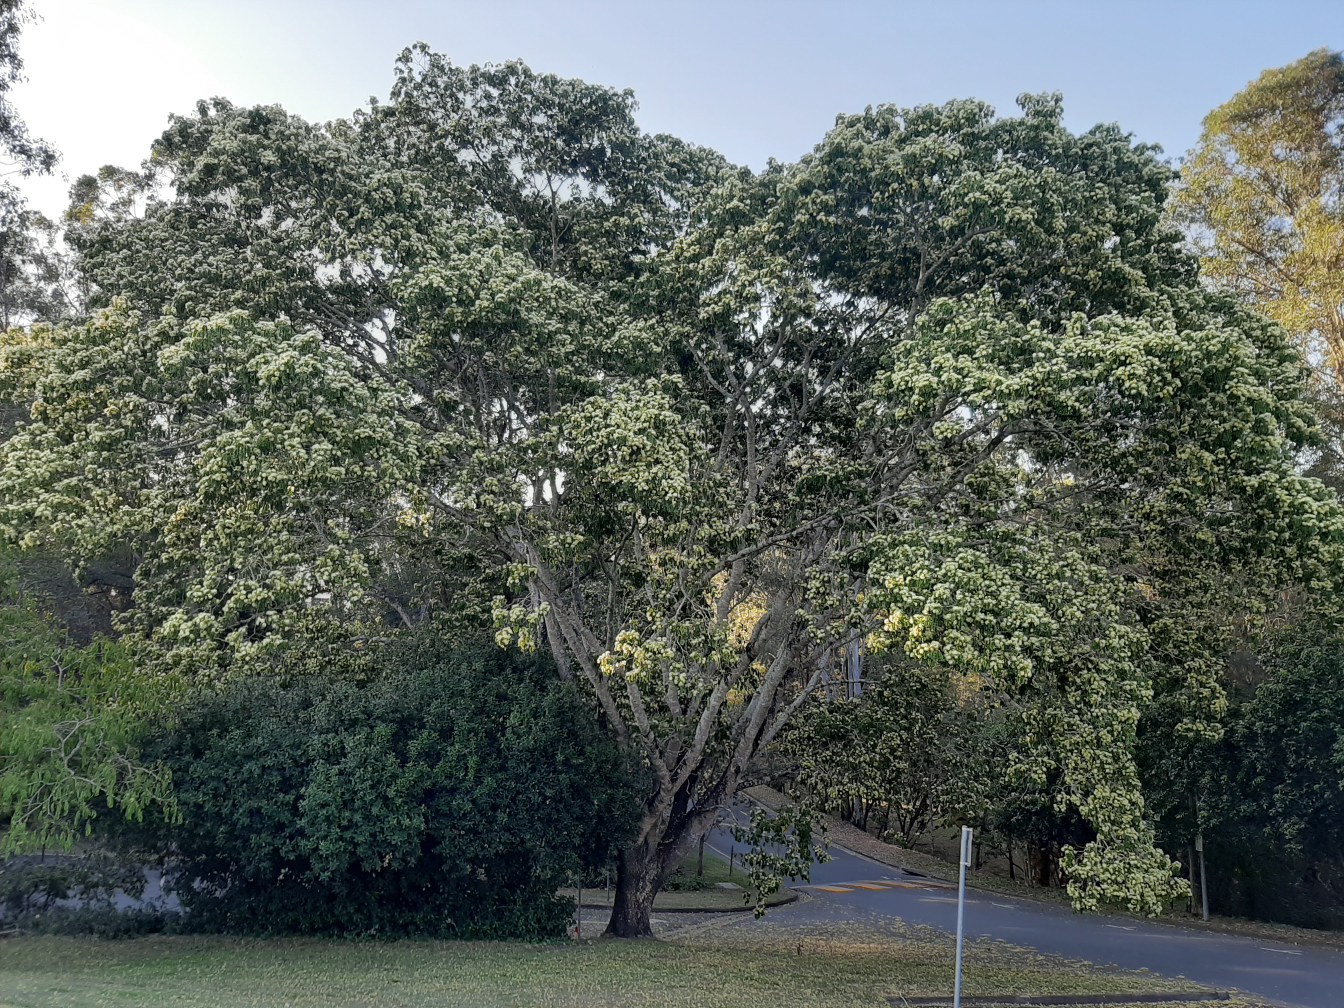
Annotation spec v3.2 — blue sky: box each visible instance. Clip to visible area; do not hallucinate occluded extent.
[14,0,1343,219]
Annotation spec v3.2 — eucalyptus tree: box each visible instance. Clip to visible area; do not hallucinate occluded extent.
[1161,50,1344,905]
[0,1,52,175]
[2,52,1340,937]
[0,1,61,320]
[0,209,79,328]
[1175,49,1344,386]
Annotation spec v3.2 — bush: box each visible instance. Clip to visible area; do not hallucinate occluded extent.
[126,636,641,938]
[5,905,178,937]
[1198,634,1344,929]
[0,850,147,919]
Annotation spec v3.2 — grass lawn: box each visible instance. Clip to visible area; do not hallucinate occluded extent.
[564,886,794,911]
[564,850,795,911]
[0,918,1269,1008]
[663,847,740,888]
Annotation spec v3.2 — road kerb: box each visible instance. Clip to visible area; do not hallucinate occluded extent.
[886,992,1232,1006]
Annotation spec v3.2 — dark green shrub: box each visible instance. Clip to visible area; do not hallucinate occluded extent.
[6,905,178,937]
[661,863,713,892]
[0,850,146,918]
[130,637,641,938]
[1199,635,1344,929]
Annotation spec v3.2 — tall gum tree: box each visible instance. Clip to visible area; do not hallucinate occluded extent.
[2,57,1341,936]
[1174,48,1344,386]
[0,0,65,330]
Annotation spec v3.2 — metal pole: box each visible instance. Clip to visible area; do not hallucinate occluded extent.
[954,826,972,1008]
[1196,832,1209,923]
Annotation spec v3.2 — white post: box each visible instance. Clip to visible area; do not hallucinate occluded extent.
[953,826,972,1008]
[1196,832,1209,923]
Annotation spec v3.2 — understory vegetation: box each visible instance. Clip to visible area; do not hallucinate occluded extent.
[127,638,639,938]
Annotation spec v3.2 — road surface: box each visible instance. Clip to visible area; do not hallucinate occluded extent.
[706,821,1344,1008]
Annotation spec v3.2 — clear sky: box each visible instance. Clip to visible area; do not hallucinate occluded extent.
[12,0,1344,220]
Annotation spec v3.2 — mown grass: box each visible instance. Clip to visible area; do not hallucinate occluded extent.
[0,917,1263,1008]
[663,847,740,889]
[563,885,794,911]
[559,854,790,913]
[563,850,794,911]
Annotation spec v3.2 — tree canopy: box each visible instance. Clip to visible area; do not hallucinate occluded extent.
[0,0,54,187]
[0,548,173,855]
[0,2,69,333]
[3,48,1342,935]
[1175,48,1344,385]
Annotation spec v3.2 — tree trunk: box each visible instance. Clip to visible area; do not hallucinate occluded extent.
[1030,843,1047,886]
[854,800,869,832]
[606,809,712,938]
[605,845,665,938]
[1035,843,1061,888]
[1187,845,1197,915]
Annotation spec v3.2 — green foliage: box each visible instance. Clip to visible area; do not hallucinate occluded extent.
[2,49,1341,928]
[1192,630,1344,928]
[0,309,422,675]
[124,636,641,938]
[660,850,732,892]
[0,209,77,328]
[775,93,1190,323]
[1175,48,1344,386]
[0,848,158,937]
[0,1,64,329]
[732,802,828,916]
[855,291,1339,913]
[1155,51,1344,926]
[0,551,174,855]
[990,779,1094,888]
[4,905,174,938]
[0,1,55,181]
[784,664,998,846]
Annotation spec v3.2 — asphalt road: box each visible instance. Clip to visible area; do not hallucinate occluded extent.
[705,822,1344,1008]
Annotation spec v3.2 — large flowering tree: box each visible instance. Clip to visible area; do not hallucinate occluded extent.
[3,52,1340,935]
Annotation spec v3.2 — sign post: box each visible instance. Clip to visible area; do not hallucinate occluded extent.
[953,826,972,1008]
[1195,832,1209,923]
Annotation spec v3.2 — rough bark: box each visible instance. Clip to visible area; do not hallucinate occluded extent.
[605,846,662,938]
[605,836,681,938]
[605,795,719,937]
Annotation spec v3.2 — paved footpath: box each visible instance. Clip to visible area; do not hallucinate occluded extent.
[705,822,1344,1008]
